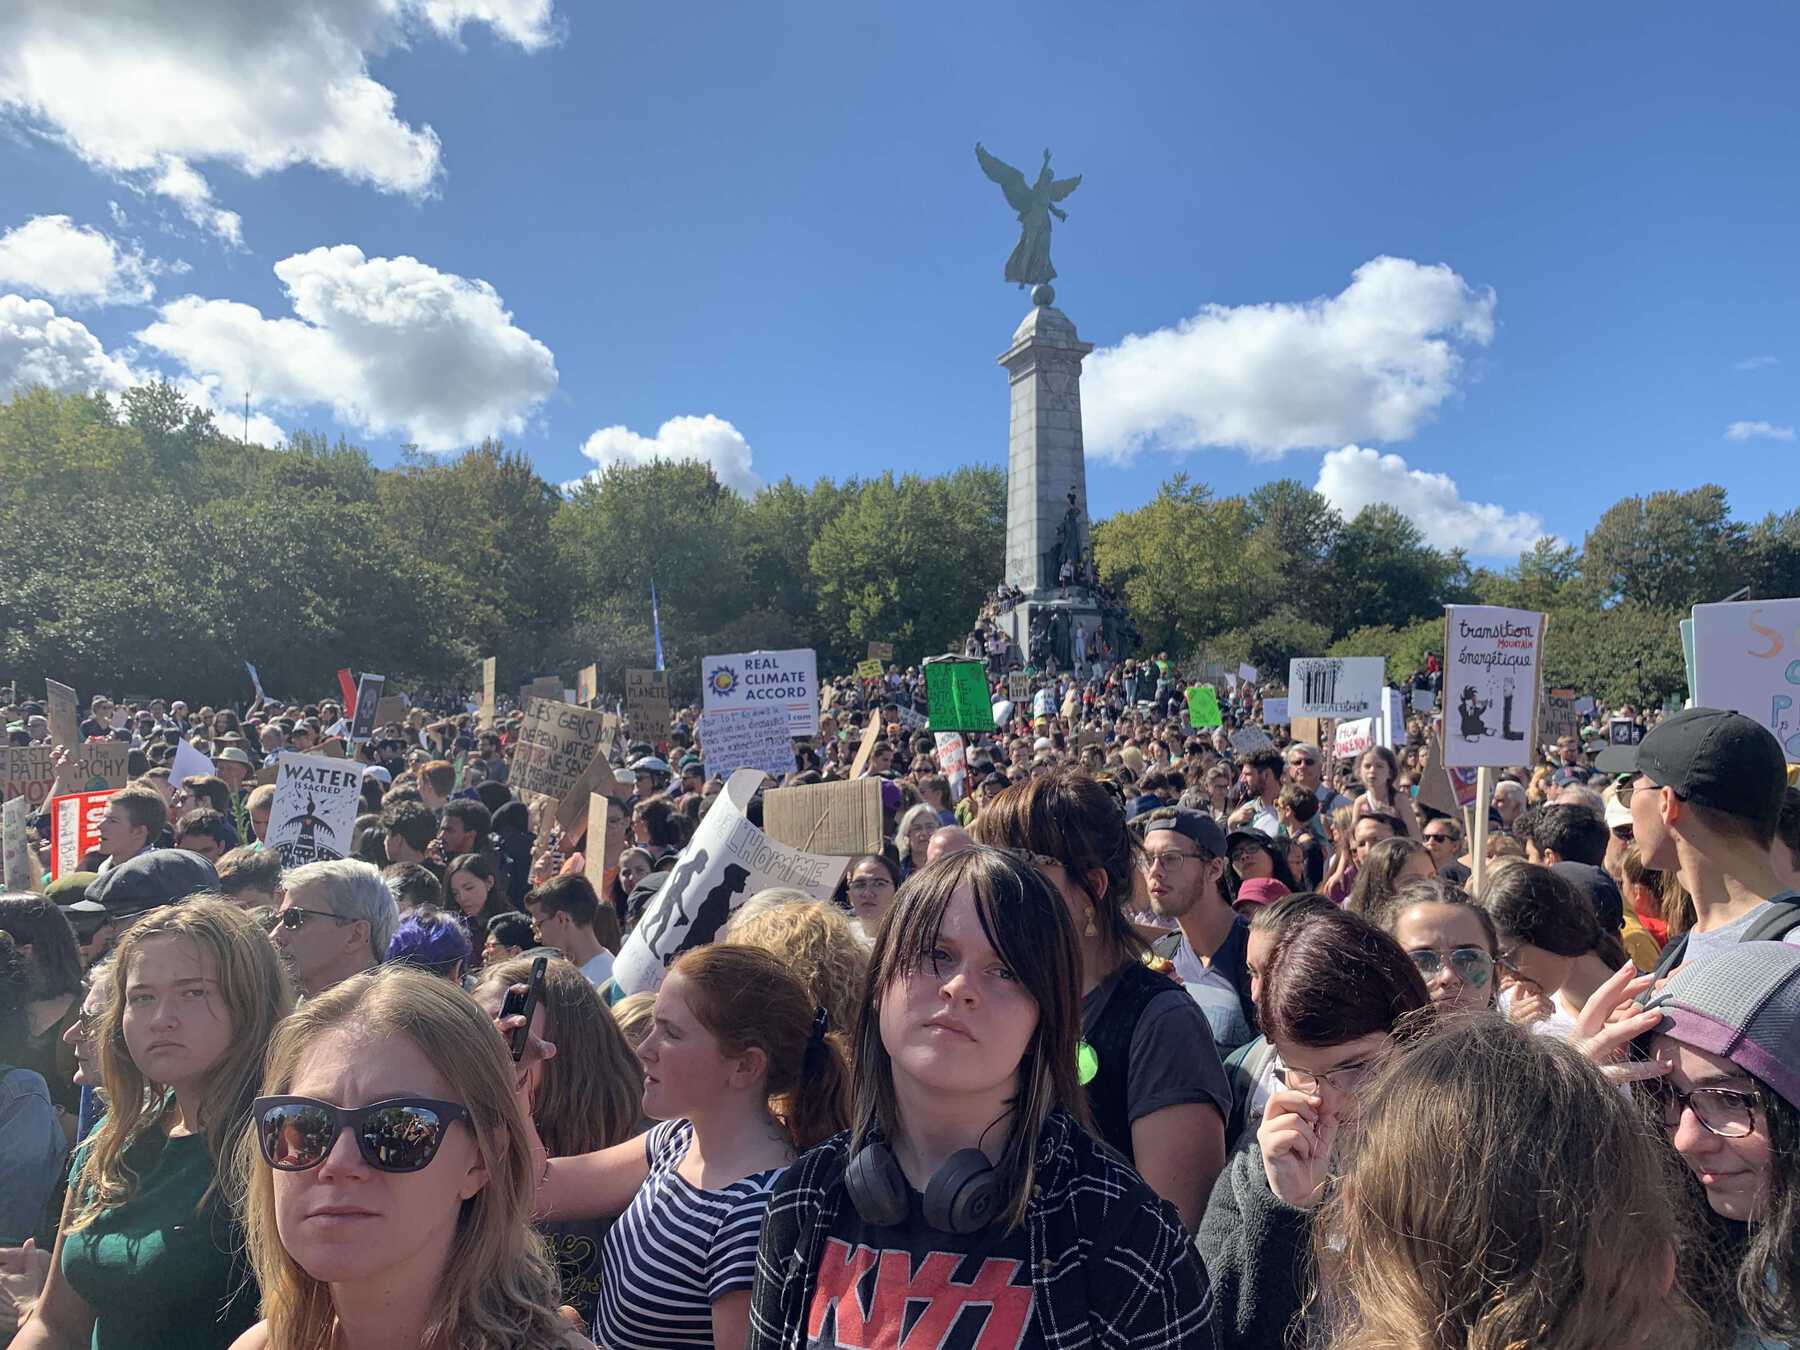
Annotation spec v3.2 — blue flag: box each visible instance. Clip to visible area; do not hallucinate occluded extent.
[650,581,665,672]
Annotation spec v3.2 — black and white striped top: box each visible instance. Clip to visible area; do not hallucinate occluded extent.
[596,1118,785,1349]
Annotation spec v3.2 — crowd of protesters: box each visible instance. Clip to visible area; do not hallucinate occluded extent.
[0,650,1797,1350]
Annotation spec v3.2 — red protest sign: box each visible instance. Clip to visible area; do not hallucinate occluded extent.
[51,789,114,880]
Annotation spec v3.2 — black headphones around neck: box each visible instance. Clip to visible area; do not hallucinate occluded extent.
[843,1142,1003,1234]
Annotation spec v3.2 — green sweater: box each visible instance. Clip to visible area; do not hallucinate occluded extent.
[1195,1139,1314,1349]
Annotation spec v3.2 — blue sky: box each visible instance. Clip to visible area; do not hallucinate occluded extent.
[2,2,1794,560]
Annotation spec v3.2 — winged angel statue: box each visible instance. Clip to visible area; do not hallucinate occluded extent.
[975,144,1082,289]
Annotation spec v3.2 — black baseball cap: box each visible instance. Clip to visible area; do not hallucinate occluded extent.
[1134,806,1227,857]
[1634,707,1787,839]
[66,849,220,919]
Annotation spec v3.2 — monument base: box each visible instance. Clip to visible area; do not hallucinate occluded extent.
[998,592,1108,676]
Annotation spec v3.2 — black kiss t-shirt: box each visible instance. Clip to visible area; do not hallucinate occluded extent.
[805,1187,1043,1350]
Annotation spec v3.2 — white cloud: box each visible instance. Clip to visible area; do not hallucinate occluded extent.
[1725,420,1794,442]
[0,214,155,307]
[1734,355,1778,371]
[0,293,139,396]
[1083,256,1496,461]
[1314,444,1548,558]
[573,415,762,495]
[136,244,557,451]
[0,0,558,237]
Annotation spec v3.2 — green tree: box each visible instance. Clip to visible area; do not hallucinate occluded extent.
[1581,486,1743,611]
[1320,505,1464,636]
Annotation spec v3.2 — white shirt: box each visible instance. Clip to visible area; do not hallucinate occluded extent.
[579,949,615,988]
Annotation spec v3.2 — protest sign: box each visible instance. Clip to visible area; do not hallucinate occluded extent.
[511,699,612,803]
[1691,598,1800,760]
[347,673,385,743]
[1380,688,1406,750]
[867,641,894,662]
[1031,687,1054,720]
[1230,725,1275,756]
[46,680,79,752]
[69,743,128,793]
[703,648,818,736]
[1680,618,1698,706]
[371,695,407,729]
[848,714,883,778]
[1288,657,1385,719]
[1186,685,1222,729]
[1289,716,1324,753]
[613,769,849,995]
[1007,672,1031,703]
[169,738,215,786]
[2,797,31,891]
[701,705,793,782]
[1574,695,1597,716]
[1334,717,1376,760]
[1443,606,1545,768]
[856,659,884,681]
[1261,697,1289,725]
[577,663,598,706]
[934,732,968,801]
[1410,687,1438,713]
[553,715,625,836]
[583,791,615,894]
[1237,663,1258,684]
[1541,688,1579,746]
[1416,729,1481,818]
[625,668,671,734]
[1609,718,1643,746]
[268,753,364,867]
[2,747,59,808]
[480,657,496,732]
[520,676,563,709]
[925,659,994,733]
[3,743,131,808]
[764,777,885,856]
[50,789,113,880]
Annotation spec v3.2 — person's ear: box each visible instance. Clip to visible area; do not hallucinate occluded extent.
[459,1136,492,1202]
[1085,867,1109,903]
[729,1045,768,1090]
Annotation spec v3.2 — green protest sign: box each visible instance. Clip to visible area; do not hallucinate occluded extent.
[1187,684,1222,729]
[925,659,994,733]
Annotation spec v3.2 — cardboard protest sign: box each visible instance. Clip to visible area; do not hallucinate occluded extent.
[701,705,793,782]
[480,657,497,732]
[1443,606,1545,768]
[1007,672,1031,703]
[577,664,599,706]
[169,738,215,786]
[371,695,407,729]
[763,777,885,856]
[1334,717,1376,760]
[1691,598,1800,760]
[1229,725,1275,756]
[580,780,633,890]
[848,714,883,778]
[855,659,884,681]
[934,732,968,802]
[613,769,850,994]
[1288,657,1385,719]
[268,753,364,867]
[520,676,563,708]
[554,715,625,836]
[924,659,994,733]
[510,699,613,803]
[1289,716,1324,752]
[348,673,385,743]
[5,743,132,807]
[867,641,895,662]
[50,789,113,880]
[625,668,671,734]
[3,747,60,808]
[2,797,32,890]
[45,680,79,752]
[1261,697,1289,725]
[68,743,128,793]
[706,649,819,736]
[1541,689,1579,746]
[1416,729,1481,818]
[1186,685,1222,729]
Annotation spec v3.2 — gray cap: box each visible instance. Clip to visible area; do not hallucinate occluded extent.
[1649,940,1800,1110]
[67,849,220,919]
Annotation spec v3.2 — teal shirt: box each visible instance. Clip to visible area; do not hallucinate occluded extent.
[62,1127,259,1350]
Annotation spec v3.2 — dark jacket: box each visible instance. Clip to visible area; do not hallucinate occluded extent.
[748,1110,1212,1349]
[1195,1140,1313,1349]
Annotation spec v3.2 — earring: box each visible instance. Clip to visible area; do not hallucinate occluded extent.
[1084,907,1098,939]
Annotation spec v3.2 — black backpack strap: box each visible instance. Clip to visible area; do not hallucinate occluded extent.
[1743,895,1800,941]
[1223,1036,1276,1155]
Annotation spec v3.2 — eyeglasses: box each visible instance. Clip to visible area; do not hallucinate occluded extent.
[845,877,894,893]
[1642,1079,1760,1139]
[1406,946,1493,988]
[1274,1054,1384,1095]
[276,906,349,931]
[1139,850,1203,870]
[252,1095,472,1172]
[1422,831,1459,844]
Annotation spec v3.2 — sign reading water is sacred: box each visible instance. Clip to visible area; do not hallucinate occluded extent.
[925,658,993,733]
[510,698,611,802]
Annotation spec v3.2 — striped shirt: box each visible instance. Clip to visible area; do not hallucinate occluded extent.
[596,1118,785,1349]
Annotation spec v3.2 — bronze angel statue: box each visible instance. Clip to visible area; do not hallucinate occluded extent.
[976,143,1082,289]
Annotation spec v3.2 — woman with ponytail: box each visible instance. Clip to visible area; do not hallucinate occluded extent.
[518,945,850,1350]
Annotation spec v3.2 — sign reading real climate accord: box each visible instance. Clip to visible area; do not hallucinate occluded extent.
[702,649,818,737]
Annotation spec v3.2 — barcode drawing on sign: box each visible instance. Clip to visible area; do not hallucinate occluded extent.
[1303,661,1340,709]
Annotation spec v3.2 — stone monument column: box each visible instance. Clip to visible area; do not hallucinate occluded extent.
[999,290,1094,595]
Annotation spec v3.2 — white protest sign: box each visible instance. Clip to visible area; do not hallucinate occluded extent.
[1380,687,1406,750]
[1443,605,1545,768]
[700,706,793,781]
[2,797,33,890]
[268,752,365,867]
[1032,688,1055,719]
[702,648,818,736]
[1410,687,1438,713]
[1261,697,1289,725]
[934,732,968,802]
[1334,717,1376,760]
[1287,657,1385,719]
[612,769,849,995]
[1237,663,1258,684]
[1691,598,1800,760]
[169,738,216,786]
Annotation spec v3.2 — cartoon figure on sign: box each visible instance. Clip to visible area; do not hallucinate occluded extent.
[670,864,752,962]
[1501,675,1524,743]
[640,847,709,963]
[707,666,739,698]
[280,794,339,864]
[1456,686,1493,742]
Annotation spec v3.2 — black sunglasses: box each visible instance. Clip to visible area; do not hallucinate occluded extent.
[276,906,347,931]
[252,1095,472,1173]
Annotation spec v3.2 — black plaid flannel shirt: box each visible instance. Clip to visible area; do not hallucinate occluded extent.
[746,1110,1212,1349]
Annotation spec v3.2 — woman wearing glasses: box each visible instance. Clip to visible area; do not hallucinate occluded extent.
[11,900,291,1350]
[231,965,590,1350]
[1383,879,1500,1013]
[832,854,902,936]
[1197,906,1429,1348]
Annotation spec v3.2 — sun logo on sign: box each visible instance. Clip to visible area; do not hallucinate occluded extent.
[707,665,739,697]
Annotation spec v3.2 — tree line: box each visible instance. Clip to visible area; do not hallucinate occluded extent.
[3,383,1793,708]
